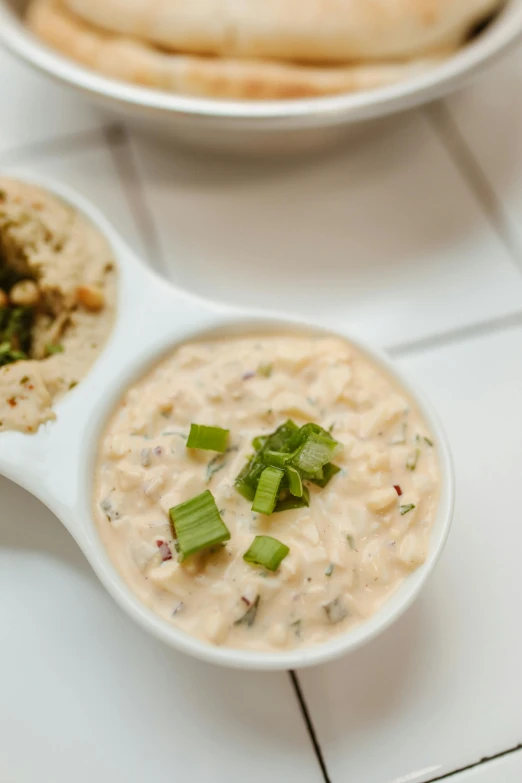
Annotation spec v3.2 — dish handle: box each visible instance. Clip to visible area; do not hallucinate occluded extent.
[0,276,227,544]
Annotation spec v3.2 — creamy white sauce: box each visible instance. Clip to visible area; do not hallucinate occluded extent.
[93,334,440,652]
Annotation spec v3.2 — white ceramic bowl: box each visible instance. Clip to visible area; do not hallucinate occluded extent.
[0,173,455,669]
[0,0,521,153]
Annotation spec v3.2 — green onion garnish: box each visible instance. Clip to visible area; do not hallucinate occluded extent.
[275,486,310,513]
[290,432,338,478]
[45,343,64,356]
[187,424,229,452]
[399,503,415,516]
[243,535,289,572]
[169,490,230,561]
[286,465,303,497]
[310,462,341,488]
[257,362,273,378]
[252,466,284,515]
[406,448,420,471]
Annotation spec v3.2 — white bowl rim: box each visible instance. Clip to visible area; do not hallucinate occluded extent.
[0,0,521,127]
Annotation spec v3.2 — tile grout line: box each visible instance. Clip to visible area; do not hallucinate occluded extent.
[289,671,332,783]
[423,743,522,782]
[103,123,167,274]
[387,308,522,358]
[424,101,522,277]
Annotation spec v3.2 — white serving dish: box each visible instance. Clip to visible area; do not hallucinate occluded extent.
[0,174,454,670]
[0,0,521,154]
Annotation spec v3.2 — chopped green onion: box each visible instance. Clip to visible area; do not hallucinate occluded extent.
[291,432,339,478]
[286,465,303,497]
[235,595,260,627]
[243,535,289,572]
[257,362,273,378]
[275,486,310,513]
[252,466,284,515]
[406,448,420,471]
[346,534,355,549]
[325,563,334,577]
[187,423,229,452]
[310,462,341,488]
[424,436,434,447]
[252,435,268,451]
[45,343,64,356]
[169,490,230,561]
[399,503,415,516]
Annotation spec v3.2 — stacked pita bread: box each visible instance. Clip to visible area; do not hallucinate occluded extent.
[27,0,502,100]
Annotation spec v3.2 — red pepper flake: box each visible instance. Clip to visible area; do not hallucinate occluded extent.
[241,596,251,606]
[156,540,173,562]
[394,485,403,496]
[7,397,17,408]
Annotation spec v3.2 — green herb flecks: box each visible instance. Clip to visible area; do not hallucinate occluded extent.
[235,595,260,627]
[406,448,420,471]
[399,504,415,516]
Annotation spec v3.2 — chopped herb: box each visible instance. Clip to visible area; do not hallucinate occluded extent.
[274,486,310,513]
[169,490,230,561]
[235,595,260,627]
[325,563,335,577]
[243,535,289,571]
[286,465,303,497]
[424,436,434,447]
[68,381,78,390]
[346,534,355,549]
[187,423,229,453]
[252,466,284,515]
[19,375,29,385]
[206,453,227,482]
[406,448,420,471]
[399,503,415,516]
[45,343,64,356]
[310,462,341,488]
[257,362,273,378]
[323,597,348,624]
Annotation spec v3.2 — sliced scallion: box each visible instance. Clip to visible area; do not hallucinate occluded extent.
[286,465,303,497]
[187,423,229,453]
[252,466,284,515]
[169,490,230,561]
[243,535,289,572]
[291,432,338,478]
[310,462,341,488]
[406,448,420,471]
[275,486,310,513]
[399,503,415,516]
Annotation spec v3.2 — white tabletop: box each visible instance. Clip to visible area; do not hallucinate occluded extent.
[1,41,522,783]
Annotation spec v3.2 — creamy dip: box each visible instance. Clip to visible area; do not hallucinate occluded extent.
[93,334,440,652]
[0,178,116,433]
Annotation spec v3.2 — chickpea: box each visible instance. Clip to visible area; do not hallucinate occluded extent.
[77,285,105,312]
[0,289,8,308]
[10,279,40,307]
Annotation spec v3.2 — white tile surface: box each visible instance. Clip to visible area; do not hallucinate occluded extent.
[0,139,147,259]
[0,478,321,783]
[0,47,102,153]
[445,44,522,253]
[298,326,522,783]
[451,752,522,782]
[130,111,522,349]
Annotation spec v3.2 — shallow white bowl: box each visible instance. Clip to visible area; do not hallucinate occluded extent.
[0,173,455,669]
[0,0,521,153]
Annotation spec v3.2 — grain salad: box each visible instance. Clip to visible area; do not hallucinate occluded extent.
[93,333,440,652]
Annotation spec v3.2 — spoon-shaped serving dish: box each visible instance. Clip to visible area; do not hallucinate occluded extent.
[0,174,454,670]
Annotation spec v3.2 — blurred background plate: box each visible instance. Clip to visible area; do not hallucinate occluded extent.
[1,0,522,155]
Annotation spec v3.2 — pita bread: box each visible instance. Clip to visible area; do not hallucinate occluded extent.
[60,0,501,64]
[27,0,447,101]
